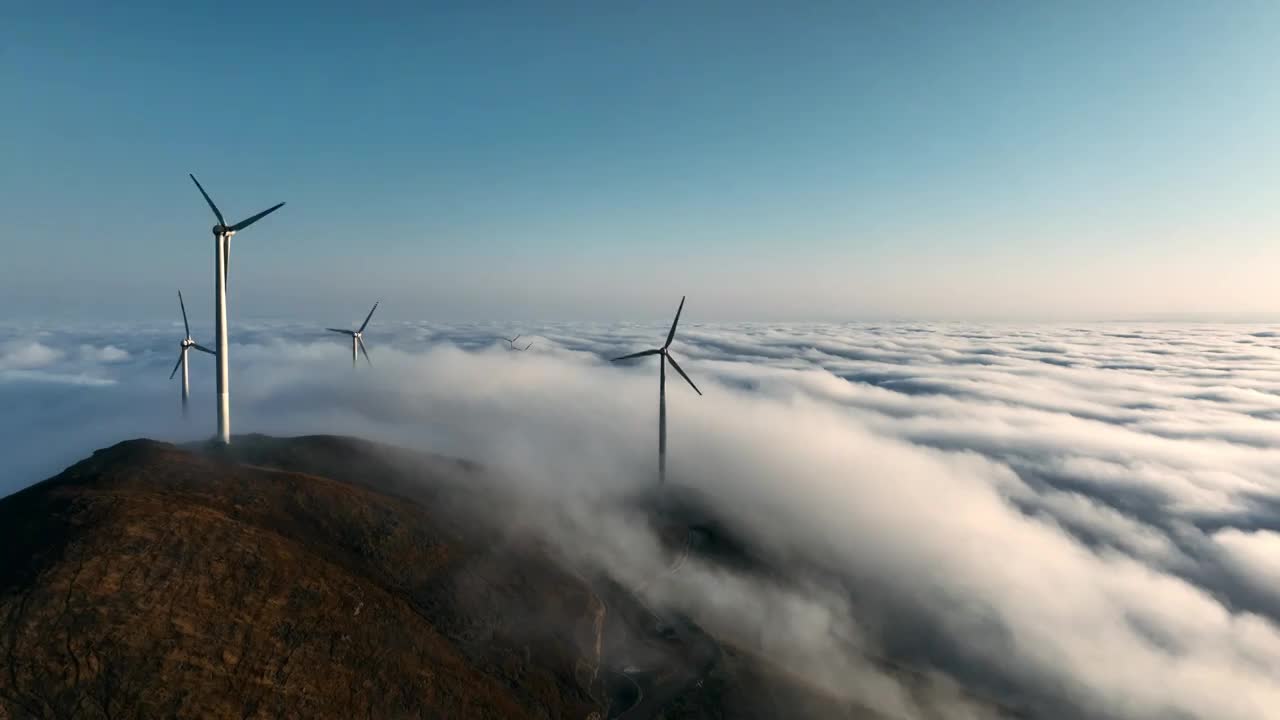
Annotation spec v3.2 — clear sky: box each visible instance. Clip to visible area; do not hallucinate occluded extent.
[3,1,1279,321]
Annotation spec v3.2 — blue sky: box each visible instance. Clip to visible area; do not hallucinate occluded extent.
[3,2,1279,321]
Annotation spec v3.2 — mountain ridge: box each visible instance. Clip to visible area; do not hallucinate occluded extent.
[0,435,939,719]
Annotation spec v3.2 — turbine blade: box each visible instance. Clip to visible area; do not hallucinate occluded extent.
[612,348,662,362]
[326,328,355,335]
[664,296,686,349]
[178,290,190,337]
[666,353,702,396]
[521,342,533,351]
[229,202,286,232]
[358,336,372,366]
[358,301,379,333]
[512,335,520,343]
[189,174,225,227]
[224,236,231,283]
[192,343,216,355]
[169,352,183,380]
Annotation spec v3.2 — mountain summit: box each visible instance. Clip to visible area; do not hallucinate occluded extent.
[0,435,871,719]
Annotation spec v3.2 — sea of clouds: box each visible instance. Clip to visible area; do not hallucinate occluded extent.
[3,316,1280,719]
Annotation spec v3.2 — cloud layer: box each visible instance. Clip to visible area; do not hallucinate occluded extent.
[4,317,1280,718]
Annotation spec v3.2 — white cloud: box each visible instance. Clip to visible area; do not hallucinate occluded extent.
[5,320,1280,718]
[1214,529,1280,607]
[0,340,63,371]
[78,344,130,363]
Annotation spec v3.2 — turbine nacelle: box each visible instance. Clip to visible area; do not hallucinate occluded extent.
[611,295,702,396]
[170,290,216,381]
[325,301,379,367]
[191,174,283,242]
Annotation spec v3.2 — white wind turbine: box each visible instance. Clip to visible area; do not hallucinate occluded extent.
[612,296,702,485]
[169,290,215,417]
[327,301,379,367]
[189,173,286,444]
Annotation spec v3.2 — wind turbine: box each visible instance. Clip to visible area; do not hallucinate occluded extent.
[189,173,285,445]
[168,290,215,417]
[612,296,702,484]
[502,335,533,351]
[327,301,379,367]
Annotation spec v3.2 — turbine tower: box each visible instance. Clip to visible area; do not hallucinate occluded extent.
[327,301,379,367]
[190,174,285,445]
[612,296,702,484]
[168,290,215,417]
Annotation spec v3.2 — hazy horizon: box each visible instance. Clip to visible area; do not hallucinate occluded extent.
[14,306,1280,326]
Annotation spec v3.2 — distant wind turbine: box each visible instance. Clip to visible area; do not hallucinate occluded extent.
[502,335,533,351]
[612,296,702,484]
[168,290,215,417]
[190,173,286,444]
[327,301,379,367]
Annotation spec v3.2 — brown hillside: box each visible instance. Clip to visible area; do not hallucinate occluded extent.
[0,438,601,719]
[0,435,1009,720]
